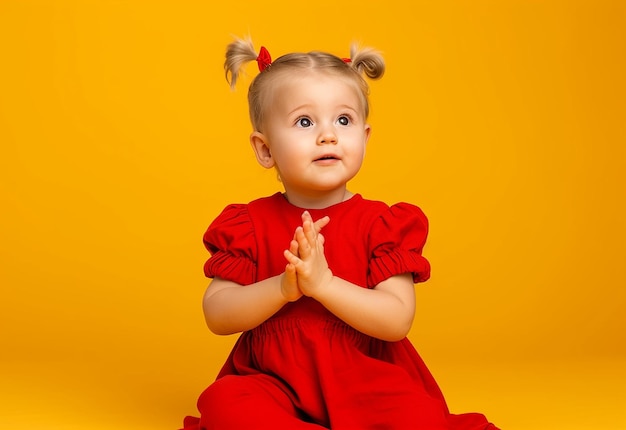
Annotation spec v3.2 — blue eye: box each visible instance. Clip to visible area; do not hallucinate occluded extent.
[296,117,312,128]
[337,116,350,126]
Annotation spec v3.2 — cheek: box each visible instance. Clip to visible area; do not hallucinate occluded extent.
[351,137,367,158]
[346,144,366,168]
[270,144,303,170]
[359,146,367,162]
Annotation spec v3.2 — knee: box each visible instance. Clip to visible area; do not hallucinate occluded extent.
[197,375,243,414]
[195,375,300,429]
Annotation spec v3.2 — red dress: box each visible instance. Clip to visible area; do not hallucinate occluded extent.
[182,193,498,430]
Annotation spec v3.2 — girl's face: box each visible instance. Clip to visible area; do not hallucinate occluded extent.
[250,71,371,208]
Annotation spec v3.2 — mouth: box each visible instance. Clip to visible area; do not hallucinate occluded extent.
[314,154,340,162]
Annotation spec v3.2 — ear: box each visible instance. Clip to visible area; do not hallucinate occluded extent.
[250,131,275,169]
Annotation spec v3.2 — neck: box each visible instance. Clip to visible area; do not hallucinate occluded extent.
[282,187,353,209]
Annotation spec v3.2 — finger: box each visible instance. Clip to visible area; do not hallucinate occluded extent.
[282,263,302,302]
[289,239,299,257]
[284,262,296,278]
[294,226,312,258]
[302,211,319,242]
[283,249,301,266]
[303,223,318,255]
[313,216,330,234]
[302,217,317,246]
[295,225,307,244]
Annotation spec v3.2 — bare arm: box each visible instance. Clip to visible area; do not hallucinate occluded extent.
[312,273,415,342]
[202,275,291,335]
[284,212,416,342]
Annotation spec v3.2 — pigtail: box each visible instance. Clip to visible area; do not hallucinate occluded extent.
[224,36,258,89]
[349,44,385,80]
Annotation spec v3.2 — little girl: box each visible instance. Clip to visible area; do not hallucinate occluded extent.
[181,37,499,430]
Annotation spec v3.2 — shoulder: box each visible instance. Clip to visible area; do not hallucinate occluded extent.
[203,193,286,252]
[357,196,428,227]
[207,193,283,230]
[206,203,250,235]
[366,199,428,242]
[364,198,431,285]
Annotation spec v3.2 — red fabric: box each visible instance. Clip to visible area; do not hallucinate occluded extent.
[182,193,499,430]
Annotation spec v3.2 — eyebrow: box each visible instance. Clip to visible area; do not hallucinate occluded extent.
[286,104,313,117]
[286,104,360,117]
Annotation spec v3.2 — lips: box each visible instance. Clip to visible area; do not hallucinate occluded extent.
[314,154,340,161]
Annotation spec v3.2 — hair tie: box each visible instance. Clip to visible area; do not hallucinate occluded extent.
[342,58,352,63]
[257,46,272,72]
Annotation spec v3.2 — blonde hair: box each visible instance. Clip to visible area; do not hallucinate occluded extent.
[224,36,385,131]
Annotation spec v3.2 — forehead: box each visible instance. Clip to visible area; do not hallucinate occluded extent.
[268,70,365,113]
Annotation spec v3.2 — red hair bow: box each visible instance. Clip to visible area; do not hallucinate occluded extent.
[257,46,272,72]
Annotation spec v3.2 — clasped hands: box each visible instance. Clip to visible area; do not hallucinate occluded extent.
[281,211,333,302]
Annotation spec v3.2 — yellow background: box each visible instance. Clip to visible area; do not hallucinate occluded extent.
[1,1,625,429]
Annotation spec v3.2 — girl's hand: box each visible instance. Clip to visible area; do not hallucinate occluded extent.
[281,238,302,302]
[283,211,333,298]
[281,215,330,301]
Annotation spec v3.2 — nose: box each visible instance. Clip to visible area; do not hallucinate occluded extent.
[317,126,337,145]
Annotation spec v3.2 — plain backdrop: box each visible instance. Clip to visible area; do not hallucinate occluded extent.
[1,1,625,429]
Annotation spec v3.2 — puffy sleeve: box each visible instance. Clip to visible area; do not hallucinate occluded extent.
[367,203,431,286]
[202,204,257,285]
